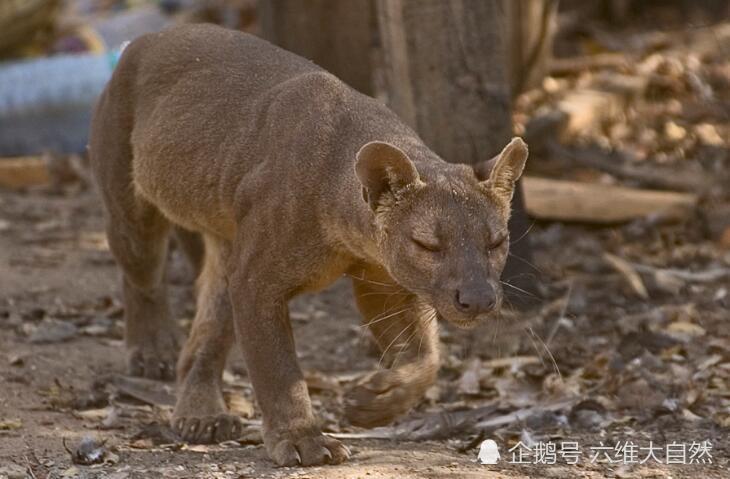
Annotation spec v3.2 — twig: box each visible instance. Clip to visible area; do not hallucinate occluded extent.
[475,398,578,429]
[332,397,581,442]
[629,263,730,283]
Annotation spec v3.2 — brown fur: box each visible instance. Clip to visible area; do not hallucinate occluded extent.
[89,24,528,466]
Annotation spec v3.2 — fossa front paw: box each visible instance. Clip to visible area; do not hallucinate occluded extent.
[127,333,179,380]
[172,414,245,444]
[265,427,350,466]
[344,370,421,428]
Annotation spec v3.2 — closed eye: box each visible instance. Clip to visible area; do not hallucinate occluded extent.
[413,237,441,252]
[489,235,508,250]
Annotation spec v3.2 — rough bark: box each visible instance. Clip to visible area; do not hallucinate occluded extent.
[258,0,375,95]
[508,0,559,96]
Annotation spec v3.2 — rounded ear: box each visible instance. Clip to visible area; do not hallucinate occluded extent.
[481,137,528,203]
[473,154,499,182]
[355,141,420,211]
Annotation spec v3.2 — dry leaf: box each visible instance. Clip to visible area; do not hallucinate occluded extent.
[458,358,482,395]
[665,321,706,341]
[603,253,649,299]
[224,392,254,418]
[0,419,22,430]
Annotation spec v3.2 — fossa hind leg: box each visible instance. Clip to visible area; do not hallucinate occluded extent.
[90,110,180,379]
[105,200,181,380]
[172,236,244,443]
[346,266,440,427]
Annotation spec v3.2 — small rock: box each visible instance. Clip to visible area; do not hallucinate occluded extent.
[66,436,108,465]
[28,319,78,344]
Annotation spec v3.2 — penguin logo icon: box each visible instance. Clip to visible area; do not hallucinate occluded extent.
[477,439,500,464]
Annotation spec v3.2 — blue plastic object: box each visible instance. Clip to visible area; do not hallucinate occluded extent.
[0,50,121,155]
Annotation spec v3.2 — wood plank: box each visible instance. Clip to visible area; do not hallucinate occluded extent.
[0,157,49,189]
[522,176,698,223]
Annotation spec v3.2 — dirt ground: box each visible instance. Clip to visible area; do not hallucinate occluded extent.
[2,3,730,479]
[0,183,726,477]
[1,169,729,479]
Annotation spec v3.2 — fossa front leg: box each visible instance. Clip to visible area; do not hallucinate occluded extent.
[228,253,349,466]
[346,267,440,428]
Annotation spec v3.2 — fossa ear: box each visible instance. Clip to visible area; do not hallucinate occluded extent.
[476,137,528,204]
[355,141,421,211]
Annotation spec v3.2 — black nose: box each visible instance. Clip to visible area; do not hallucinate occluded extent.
[454,285,497,314]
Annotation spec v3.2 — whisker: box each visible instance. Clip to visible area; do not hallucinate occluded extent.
[346,273,399,288]
[528,326,562,380]
[507,252,545,275]
[500,280,539,299]
[491,309,502,345]
[358,291,411,298]
[391,326,420,369]
[359,305,412,329]
[416,308,438,360]
[373,310,408,344]
[525,325,547,369]
[510,220,536,246]
[378,320,416,368]
[546,279,573,346]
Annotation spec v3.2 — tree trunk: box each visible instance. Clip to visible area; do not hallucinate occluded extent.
[376,0,539,307]
[508,0,559,96]
[258,0,375,96]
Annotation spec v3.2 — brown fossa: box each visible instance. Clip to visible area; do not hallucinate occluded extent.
[89,24,528,467]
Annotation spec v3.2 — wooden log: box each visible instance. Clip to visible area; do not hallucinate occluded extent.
[522,176,698,223]
[507,0,559,96]
[0,157,50,189]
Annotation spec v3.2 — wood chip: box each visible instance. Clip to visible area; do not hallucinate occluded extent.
[603,253,649,299]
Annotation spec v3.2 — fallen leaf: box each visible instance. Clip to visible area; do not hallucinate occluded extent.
[458,358,482,395]
[224,392,254,418]
[73,407,110,421]
[185,444,212,453]
[603,253,649,299]
[0,419,22,430]
[665,321,706,341]
[481,356,541,372]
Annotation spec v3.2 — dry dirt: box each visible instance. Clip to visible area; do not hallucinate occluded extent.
[0,175,728,479]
